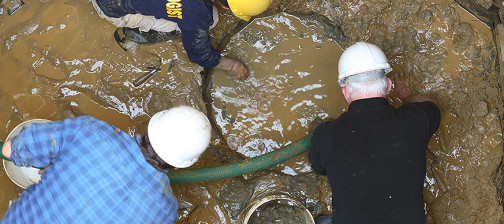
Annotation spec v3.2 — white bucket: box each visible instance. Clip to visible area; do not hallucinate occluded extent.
[240,194,315,224]
[3,119,51,189]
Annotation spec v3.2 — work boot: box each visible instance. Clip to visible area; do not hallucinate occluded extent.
[114,27,181,52]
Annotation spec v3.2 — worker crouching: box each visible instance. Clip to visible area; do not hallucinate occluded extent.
[1,106,211,224]
[91,0,272,80]
[309,42,441,224]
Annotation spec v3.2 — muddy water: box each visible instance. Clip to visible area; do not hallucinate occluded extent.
[1,0,503,223]
[278,0,503,222]
[0,0,207,218]
[174,13,343,223]
[212,2,502,223]
[211,13,346,174]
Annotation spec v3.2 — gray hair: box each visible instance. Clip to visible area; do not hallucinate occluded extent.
[345,71,388,99]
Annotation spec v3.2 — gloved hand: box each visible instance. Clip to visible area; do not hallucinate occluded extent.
[215,57,249,80]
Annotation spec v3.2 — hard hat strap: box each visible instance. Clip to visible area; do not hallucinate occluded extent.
[346,70,385,84]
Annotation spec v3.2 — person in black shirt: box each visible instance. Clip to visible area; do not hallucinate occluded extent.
[309,42,441,224]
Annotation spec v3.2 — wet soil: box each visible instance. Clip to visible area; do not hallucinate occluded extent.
[0,0,503,223]
[215,172,330,222]
[276,0,503,223]
[248,199,307,224]
[211,12,346,165]
[0,0,207,217]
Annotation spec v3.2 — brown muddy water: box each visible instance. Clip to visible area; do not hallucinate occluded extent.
[1,0,503,224]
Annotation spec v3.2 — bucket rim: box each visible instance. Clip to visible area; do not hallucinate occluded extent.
[3,119,51,189]
[240,194,315,224]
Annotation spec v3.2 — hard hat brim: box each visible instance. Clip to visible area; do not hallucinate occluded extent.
[237,15,252,22]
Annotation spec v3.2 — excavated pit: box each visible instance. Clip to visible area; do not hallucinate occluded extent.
[1,0,504,223]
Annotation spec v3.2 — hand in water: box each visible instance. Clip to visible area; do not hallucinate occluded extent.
[227,61,249,80]
[215,57,250,80]
[392,66,438,104]
[392,66,414,101]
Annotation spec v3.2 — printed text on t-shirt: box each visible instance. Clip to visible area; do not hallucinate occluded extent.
[166,0,182,19]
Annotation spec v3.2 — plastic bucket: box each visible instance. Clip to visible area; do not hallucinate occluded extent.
[3,119,51,189]
[240,194,315,224]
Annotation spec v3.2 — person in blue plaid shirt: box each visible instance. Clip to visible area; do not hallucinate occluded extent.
[1,106,212,224]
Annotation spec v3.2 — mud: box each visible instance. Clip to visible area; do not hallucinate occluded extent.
[211,13,346,174]
[0,0,207,217]
[0,0,503,223]
[248,199,306,224]
[274,0,503,223]
[216,172,329,222]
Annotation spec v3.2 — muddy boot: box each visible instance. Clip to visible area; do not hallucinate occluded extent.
[114,27,181,52]
[114,28,141,52]
[0,0,25,15]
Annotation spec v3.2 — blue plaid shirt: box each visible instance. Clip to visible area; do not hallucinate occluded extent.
[1,116,178,223]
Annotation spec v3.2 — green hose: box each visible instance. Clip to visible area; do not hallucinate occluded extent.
[168,135,311,184]
[0,135,312,184]
[0,141,9,161]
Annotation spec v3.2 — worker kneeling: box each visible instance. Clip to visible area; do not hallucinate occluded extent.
[91,0,272,80]
[309,42,441,224]
[1,106,211,224]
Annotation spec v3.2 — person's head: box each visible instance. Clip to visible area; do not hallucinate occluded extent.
[338,42,393,103]
[216,0,272,22]
[146,106,212,169]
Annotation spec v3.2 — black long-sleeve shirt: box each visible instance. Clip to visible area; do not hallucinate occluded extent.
[309,97,440,224]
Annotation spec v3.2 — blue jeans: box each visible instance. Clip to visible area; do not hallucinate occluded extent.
[314,214,332,224]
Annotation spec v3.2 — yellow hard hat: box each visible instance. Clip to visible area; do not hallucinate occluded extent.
[228,0,272,22]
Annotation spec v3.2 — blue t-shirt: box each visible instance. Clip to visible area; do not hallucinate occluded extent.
[1,116,178,224]
[97,0,221,68]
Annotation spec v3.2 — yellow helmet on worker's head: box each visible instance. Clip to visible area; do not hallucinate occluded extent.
[228,0,272,22]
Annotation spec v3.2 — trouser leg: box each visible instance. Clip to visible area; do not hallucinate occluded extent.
[114,27,180,48]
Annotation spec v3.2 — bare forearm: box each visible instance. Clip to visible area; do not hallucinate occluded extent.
[2,139,12,159]
[395,83,438,105]
[403,94,438,105]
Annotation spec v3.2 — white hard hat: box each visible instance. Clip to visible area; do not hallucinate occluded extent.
[338,42,392,87]
[148,106,211,168]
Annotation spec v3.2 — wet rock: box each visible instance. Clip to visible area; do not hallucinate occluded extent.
[483,113,501,135]
[248,199,308,223]
[217,172,324,222]
[420,9,434,24]
[473,100,488,116]
[0,0,24,15]
[475,0,494,9]
[217,177,254,220]
[472,46,481,59]
[431,33,442,43]
[453,22,475,53]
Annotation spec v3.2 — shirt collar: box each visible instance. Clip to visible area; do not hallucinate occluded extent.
[348,97,389,111]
